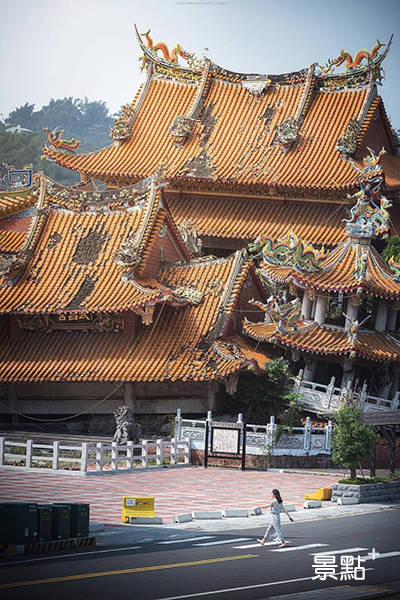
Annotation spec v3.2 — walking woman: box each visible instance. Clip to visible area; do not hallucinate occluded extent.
[257,488,294,548]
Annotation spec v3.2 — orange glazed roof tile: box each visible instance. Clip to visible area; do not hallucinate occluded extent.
[167,193,349,246]
[42,63,400,196]
[0,188,39,219]
[0,176,190,313]
[260,237,400,300]
[0,253,270,382]
[243,319,400,363]
[0,229,27,253]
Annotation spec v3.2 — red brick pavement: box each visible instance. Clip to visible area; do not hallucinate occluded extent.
[0,467,338,524]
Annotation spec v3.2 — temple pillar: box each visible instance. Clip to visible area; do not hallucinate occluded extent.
[375,300,388,332]
[345,297,358,330]
[303,358,317,382]
[387,303,398,331]
[314,294,328,326]
[8,383,19,425]
[301,290,312,320]
[390,364,400,399]
[341,359,354,388]
[124,382,136,412]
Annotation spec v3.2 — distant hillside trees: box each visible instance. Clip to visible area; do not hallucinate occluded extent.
[1,98,114,185]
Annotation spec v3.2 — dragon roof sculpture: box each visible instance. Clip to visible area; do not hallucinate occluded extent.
[344,147,392,238]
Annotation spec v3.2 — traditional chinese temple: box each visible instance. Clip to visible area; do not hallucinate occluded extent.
[244,148,400,407]
[1,28,400,419]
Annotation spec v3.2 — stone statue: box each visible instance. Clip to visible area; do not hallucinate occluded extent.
[112,405,141,444]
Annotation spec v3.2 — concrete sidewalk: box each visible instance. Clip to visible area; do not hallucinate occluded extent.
[90,502,400,546]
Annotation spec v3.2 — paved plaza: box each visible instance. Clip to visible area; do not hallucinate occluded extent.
[0,466,339,524]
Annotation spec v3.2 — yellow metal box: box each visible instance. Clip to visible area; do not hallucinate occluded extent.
[304,487,332,501]
[121,497,156,523]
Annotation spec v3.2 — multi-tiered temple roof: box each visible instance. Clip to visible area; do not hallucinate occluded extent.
[0,170,268,384]
[40,29,400,247]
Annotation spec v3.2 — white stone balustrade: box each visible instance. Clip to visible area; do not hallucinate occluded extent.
[0,438,190,472]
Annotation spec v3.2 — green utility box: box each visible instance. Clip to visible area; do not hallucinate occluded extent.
[51,504,71,540]
[37,504,53,542]
[69,503,90,538]
[0,502,38,545]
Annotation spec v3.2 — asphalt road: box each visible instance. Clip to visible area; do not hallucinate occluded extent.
[1,509,399,600]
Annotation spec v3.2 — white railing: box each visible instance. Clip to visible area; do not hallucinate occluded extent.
[176,410,332,456]
[0,437,190,472]
[294,371,400,414]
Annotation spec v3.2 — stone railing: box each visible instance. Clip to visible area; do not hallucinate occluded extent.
[0,437,190,473]
[294,371,400,414]
[176,410,332,456]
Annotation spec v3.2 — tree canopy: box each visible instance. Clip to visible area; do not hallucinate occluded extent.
[1,98,114,185]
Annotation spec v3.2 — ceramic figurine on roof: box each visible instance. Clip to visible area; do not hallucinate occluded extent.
[42,128,80,153]
[319,39,386,76]
[249,231,326,273]
[345,147,391,238]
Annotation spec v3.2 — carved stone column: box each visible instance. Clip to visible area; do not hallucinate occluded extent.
[345,296,358,330]
[375,300,388,332]
[301,290,312,320]
[303,358,317,381]
[314,294,328,326]
[387,303,398,331]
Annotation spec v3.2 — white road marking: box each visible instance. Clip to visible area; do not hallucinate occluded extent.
[155,571,375,600]
[158,537,215,545]
[233,541,289,549]
[0,546,142,565]
[193,538,252,547]
[361,551,400,562]
[311,547,368,556]
[272,543,328,552]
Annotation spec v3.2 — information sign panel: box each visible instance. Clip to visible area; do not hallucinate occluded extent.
[211,427,240,454]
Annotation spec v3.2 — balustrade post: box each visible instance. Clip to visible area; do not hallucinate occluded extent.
[267,416,277,447]
[206,411,212,453]
[111,441,118,471]
[294,369,304,394]
[304,417,311,450]
[156,438,163,466]
[184,437,190,463]
[52,441,60,470]
[80,442,89,472]
[392,391,400,411]
[170,438,176,465]
[127,440,134,469]
[325,420,333,451]
[26,439,33,468]
[176,408,182,441]
[326,376,335,410]
[0,437,4,466]
[141,440,149,468]
[96,442,103,472]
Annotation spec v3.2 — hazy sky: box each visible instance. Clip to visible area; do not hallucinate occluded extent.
[2,0,400,126]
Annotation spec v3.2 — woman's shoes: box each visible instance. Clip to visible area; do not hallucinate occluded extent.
[257,538,265,545]
[279,542,287,548]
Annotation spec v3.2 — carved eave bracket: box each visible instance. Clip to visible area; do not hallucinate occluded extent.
[177,221,203,256]
[135,304,155,325]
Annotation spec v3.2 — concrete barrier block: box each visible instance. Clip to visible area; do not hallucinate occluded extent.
[284,503,296,512]
[222,509,249,518]
[303,500,322,509]
[337,497,359,505]
[250,507,263,516]
[191,511,223,520]
[173,513,193,523]
[129,516,163,524]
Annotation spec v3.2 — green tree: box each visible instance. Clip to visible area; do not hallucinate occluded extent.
[381,236,400,262]
[225,357,293,423]
[331,404,376,479]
